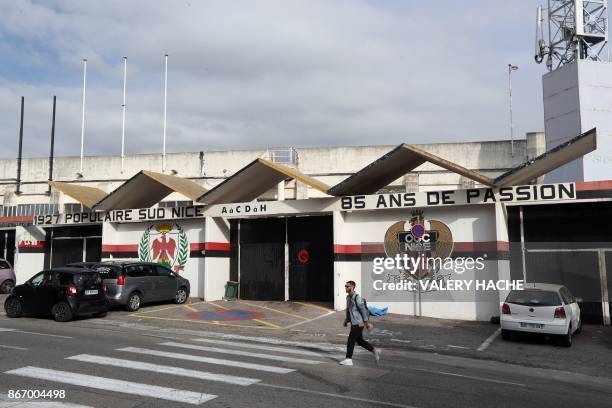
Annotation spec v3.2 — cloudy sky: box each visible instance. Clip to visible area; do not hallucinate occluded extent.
[0,1,555,159]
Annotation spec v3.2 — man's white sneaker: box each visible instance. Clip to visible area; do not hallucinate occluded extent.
[373,348,381,364]
[339,358,353,366]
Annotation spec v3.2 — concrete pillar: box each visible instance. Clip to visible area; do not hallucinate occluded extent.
[203,216,230,300]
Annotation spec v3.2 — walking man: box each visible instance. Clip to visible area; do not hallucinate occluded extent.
[339,280,380,366]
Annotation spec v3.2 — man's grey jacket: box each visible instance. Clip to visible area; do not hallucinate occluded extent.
[346,292,369,326]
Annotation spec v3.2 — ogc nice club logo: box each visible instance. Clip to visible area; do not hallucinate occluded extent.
[139,223,189,273]
[383,211,454,279]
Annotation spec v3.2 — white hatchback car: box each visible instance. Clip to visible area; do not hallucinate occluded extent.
[500,283,582,347]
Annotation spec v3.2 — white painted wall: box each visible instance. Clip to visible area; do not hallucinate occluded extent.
[13,225,46,284]
[333,205,503,321]
[203,216,230,301]
[102,219,207,298]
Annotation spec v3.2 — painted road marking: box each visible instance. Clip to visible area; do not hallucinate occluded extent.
[390,339,411,344]
[291,301,334,313]
[160,341,322,365]
[128,314,277,330]
[254,318,282,329]
[183,304,198,312]
[2,329,73,339]
[435,370,525,387]
[0,328,17,332]
[0,393,92,407]
[118,347,295,374]
[236,300,310,320]
[5,366,216,405]
[67,354,260,386]
[284,311,335,329]
[190,331,344,352]
[132,301,207,315]
[447,345,470,350]
[193,338,325,357]
[0,344,27,350]
[477,328,501,351]
[202,301,281,329]
[255,383,419,408]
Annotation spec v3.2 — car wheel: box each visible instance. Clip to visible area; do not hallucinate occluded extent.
[125,292,141,312]
[4,297,22,318]
[51,302,73,322]
[175,287,188,304]
[501,329,511,341]
[559,326,572,347]
[0,279,14,294]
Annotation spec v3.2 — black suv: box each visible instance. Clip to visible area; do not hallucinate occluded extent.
[4,267,108,322]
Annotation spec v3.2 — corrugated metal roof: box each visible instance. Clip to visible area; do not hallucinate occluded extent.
[327,143,496,196]
[48,181,107,209]
[93,170,208,210]
[197,158,330,204]
[495,128,597,187]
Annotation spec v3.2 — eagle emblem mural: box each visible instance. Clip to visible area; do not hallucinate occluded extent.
[139,223,189,273]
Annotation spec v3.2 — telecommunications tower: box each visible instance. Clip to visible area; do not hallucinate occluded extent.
[535,0,609,70]
[534,0,611,182]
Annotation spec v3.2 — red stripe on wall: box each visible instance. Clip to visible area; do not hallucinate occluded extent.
[18,241,45,249]
[334,241,509,254]
[576,180,612,191]
[333,244,384,254]
[0,216,33,223]
[190,242,230,251]
[101,244,138,252]
[103,242,230,253]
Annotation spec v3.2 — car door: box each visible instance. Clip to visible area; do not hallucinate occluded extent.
[35,271,62,314]
[562,287,581,330]
[125,265,153,302]
[19,271,45,314]
[155,265,177,301]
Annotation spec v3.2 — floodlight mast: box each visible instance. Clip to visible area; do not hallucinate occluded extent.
[534,0,609,71]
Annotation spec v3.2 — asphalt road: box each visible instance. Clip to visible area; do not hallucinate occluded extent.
[1,315,611,408]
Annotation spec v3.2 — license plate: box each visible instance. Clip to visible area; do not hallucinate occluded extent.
[85,289,98,295]
[520,322,543,329]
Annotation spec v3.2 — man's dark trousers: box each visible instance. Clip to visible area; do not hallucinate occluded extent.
[346,324,374,358]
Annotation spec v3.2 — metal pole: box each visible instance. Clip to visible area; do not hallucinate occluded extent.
[519,206,527,283]
[16,96,24,195]
[121,56,127,172]
[162,54,168,172]
[48,96,56,195]
[80,58,87,175]
[508,64,518,157]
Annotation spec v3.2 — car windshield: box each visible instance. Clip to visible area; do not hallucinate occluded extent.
[506,289,561,307]
[73,273,101,287]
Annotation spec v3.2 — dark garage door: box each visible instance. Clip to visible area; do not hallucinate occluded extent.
[239,218,285,300]
[288,216,333,302]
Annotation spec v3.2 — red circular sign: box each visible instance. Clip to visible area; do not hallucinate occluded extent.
[297,249,310,264]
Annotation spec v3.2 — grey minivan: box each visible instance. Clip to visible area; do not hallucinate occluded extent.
[0,259,16,294]
[93,262,190,311]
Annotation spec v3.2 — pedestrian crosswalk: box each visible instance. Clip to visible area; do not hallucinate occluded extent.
[159,341,324,364]
[2,334,332,406]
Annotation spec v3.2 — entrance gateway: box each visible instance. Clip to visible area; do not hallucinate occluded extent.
[231,215,333,302]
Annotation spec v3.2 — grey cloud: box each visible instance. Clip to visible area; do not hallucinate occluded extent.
[0,0,551,159]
